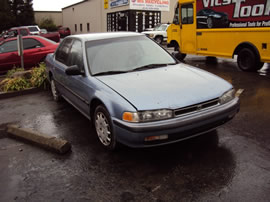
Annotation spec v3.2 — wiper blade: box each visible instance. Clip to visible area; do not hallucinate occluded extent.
[93,71,128,76]
[132,63,176,72]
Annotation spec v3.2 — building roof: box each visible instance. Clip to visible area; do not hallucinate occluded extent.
[67,32,144,42]
[34,11,62,13]
[62,0,88,10]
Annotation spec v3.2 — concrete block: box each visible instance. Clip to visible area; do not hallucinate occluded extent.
[7,124,71,154]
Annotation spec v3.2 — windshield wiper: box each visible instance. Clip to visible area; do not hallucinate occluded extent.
[93,71,128,76]
[132,63,176,72]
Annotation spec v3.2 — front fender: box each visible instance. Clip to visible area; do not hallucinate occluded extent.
[89,78,137,120]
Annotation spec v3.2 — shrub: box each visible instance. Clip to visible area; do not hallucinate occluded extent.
[39,18,57,32]
[6,67,24,78]
[0,63,48,92]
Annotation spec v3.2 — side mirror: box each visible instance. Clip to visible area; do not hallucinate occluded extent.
[173,17,179,25]
[65,65,84,76]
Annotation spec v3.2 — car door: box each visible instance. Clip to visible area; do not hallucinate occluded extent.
[63,39,91,117]
[180,3,196,54]
[53,38,73,98]
[23,38,45,67]
[0,39,20,72]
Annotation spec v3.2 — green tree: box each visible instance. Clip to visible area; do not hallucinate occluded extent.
[0,0,15,32]
[39,18,57,32]
[9,0,35,27]
[20,0,35,25]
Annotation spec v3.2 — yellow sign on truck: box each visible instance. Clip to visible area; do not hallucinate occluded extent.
[167,0,270,71]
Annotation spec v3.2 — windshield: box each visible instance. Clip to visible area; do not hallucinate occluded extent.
[153,24,168,31]
[86,35,176,75]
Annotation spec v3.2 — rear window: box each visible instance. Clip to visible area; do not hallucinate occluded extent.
[28,26,39,32]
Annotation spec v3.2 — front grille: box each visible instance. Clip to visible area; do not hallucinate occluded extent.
[174,98,219,117]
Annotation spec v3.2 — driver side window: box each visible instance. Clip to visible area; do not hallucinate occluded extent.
[55,38,73,66]
[67,40,84,72]
[173,3,179,24]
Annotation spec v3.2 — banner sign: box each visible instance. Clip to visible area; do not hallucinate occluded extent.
[104,0,109,9]
[196,0,270,28]
[130,0,170,11]
[110,0,129,8]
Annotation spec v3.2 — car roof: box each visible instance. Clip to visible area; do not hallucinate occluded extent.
[2,35,46,42]
[68,32,144,42]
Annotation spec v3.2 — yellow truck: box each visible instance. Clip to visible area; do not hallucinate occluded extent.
[167,0,270,71]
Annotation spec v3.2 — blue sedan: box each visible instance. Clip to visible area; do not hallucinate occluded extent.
[45,32,239,150]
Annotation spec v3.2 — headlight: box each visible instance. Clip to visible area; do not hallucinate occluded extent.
[219,89,235,104]
[123,109,173,123]
[149,34,154,38]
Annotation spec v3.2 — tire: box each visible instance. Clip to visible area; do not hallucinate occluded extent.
[50,78,61,102]
[155,36,163,44]
[94,105,117,150]
[39,57,46,64]
[257,61,265,70]
[207,17,213,28]
[174,45,186,61]
[237,48,261,72]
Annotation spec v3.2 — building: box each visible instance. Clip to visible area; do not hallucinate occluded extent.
[62,0,178,34]
[35,11,63,27]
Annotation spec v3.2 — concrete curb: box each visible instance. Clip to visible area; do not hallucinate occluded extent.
[0,86,44,100]
[6,124,71,154]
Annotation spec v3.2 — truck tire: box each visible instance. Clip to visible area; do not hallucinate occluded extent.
[175,52,186,61]
[174,45,186,60]
[155,36,163,44]
[237,48,261,72]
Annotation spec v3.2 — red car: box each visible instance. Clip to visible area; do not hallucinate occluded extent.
[58,27,71,38]
[0,35,58,74]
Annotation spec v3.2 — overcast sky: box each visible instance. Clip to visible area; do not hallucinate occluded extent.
[32,0,83,11]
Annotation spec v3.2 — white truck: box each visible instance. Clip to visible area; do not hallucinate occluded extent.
[142,23,170,44]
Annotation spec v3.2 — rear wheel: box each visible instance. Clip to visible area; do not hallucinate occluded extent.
[94,105,117,150]
[237,48,261,72]
[50,78,61,102]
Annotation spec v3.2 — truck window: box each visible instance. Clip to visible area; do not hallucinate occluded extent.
[173,3,179,24]
[181,4,193,24]
[20,29,28,36]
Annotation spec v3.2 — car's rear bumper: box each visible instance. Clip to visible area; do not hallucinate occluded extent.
[112,97,240,148]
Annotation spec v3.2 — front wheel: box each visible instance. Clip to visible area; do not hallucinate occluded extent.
[94,105,117,150]
[155,36,163,44]
[174,45,186,60]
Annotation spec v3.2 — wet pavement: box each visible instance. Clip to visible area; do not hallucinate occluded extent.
[0,56,270,201]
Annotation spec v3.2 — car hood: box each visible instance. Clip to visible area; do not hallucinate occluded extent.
[96,64,232,111]
[142,31,165,34]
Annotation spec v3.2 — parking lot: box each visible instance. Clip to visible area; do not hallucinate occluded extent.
[0,55,270,201]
